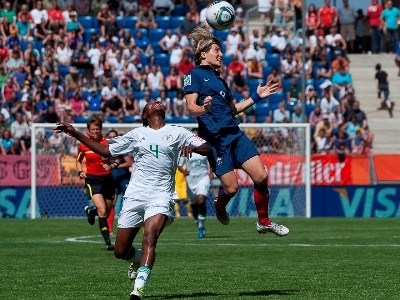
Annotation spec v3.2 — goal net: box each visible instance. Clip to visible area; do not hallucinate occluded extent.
[30,123,311,219]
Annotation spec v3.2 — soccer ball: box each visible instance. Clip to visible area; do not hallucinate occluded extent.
[206,1,236,31]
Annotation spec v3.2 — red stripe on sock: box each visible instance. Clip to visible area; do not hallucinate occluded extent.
[107,207,115,233]
[254,187,271,226]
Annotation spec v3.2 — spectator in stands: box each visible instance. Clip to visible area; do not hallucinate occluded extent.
[287,76,301,104]
[55,40,72,66]
[136,5,157,29]
[315,128,331,153]
[2,77,16,100]
[177,51,194,79]
[159,29,179,54]
[31,69,44,87]
[245,41,265,64]
[97,4,111,37]
[122,0,139,16]
[64,66,82,92]
[169,41,183,68]
[341,113,360,139]
[85,88,101,113]
[247,56,263,79]
[266,67,283,92]
[325,26,347,58]
[119,30,135,51]
[314,112,334,139]
[34,17,49,41]
[101,79,118,103]
[291,104,303,123]
[31,1,49,26]
[65,11,83,34]
[117,78,132,99]
[234,7,247,40]
[281,53,298,78]
[375,63,392,116]
[0,38,8,63]
[137,88,153,114]
[42,104,60,123]
[154,0,175,16]
[156,90,171,116]
[104,90,123,120]
[48,1,64,23]
[332,66,353,96]
[48,130,64,153]
[0,66,8,90]
[16,13,33,42]
[48,79,64,102]
[71,42,90,68]
[225,27,242,56]
[271,27,288,54]
[231,70,249,100]
[69,89,87,116]
[123,90,138,116]
[17,4,32,22]
[0,129,15,154]
[11,64,30,88]
[346,100,374,146]
[338,0,355,53]
[318,0,338,36]
[6,49,23,73]
[110,52,125,78]
[172,90,187,117]
[164,67,181,91]
[305,3,319,37]
[380,0,400,53]
[177,11,197,39]
[315,54,332,79]
[41,54,58,78]
[11,112,29,140]
[258,0,273,36]
[134,30,152,54]
[104,12,121,42]
[331,53,349,73]
[0,1,16,33]
[320,84,339,113]
[309,104,323,131]
[269,131,287,154]
[273,101,290,123]
[366,0,383,54]
[147,64,164,92]
[305,85,319,105]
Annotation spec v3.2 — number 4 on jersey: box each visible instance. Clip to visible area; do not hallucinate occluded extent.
[150,144,159,158]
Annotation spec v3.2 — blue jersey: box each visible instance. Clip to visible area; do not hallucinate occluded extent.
[183,65,240,141]
[111,154,131,180]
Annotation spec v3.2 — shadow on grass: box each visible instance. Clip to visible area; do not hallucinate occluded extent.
[148,289,300,299]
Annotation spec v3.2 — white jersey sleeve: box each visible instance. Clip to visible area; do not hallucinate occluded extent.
[108,129,139,156]
[177,127,206,148]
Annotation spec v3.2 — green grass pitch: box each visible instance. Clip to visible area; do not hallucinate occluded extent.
[1,218,400,299]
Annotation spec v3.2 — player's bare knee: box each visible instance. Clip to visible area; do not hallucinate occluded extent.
[114,247,126,260]
[224,185,238,197]
[253,172,268,186]
[97,208,107,218]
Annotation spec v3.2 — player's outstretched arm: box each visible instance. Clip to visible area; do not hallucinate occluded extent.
[185,93,212,116]
[231,79,279,116]
[180,144,212,159]
[53,122,112,158]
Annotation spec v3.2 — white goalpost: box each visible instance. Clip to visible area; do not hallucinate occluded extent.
[30,123,311,219]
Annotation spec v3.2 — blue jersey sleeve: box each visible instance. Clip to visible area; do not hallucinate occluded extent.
[183,71,202,95]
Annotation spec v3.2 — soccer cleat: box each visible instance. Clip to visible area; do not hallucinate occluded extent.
[129,292,142,300]
[84,206,95,225]
[128,262,140,280]
[198,227,206,238]
[256,221,290,237]
[213,199,230,225]
[106,243,114,251]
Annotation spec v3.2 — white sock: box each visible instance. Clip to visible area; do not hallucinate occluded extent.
[198,214,206,228]
[127,247,143,263]
[133,266,151,297]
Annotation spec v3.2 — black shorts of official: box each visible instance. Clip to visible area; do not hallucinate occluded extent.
[85,174,116,201]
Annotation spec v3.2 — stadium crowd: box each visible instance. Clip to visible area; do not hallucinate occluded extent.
[0,0,381,158]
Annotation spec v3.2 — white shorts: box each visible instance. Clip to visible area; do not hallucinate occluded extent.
[118,196,175,228]
[187,176,211,205]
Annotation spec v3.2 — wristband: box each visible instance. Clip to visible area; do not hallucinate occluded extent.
[251,92,262,103]
[112,162,119,168]
[78,171,83,176]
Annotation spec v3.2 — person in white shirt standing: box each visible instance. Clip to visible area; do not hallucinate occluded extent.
[53,100,212,300]
[178,128,213,238]
[338,0,356,53]
[30,0,48,25]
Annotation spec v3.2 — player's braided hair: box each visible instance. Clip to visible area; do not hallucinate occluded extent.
[190,27,222,65]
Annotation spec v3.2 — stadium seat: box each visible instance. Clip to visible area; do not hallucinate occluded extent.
[257,115,267,123]
[161,66,170,77]
[265,54,281,68]
[82,91,90,100]
[138,53,150,63]
[167,91,177,99]
[171,4,187,16]
[107,116,119,123]
[134,91,144,99]
[116,16,124,27]
[124,115,141,123]
[222,54,233,66]
[66,91,74,100]
[151,41,163,54]
[215,29,230,41]
[150,91,159,99]
[165,115,175,123]
[20,41,28,52]
[79,16,93,29]
[45,130,53,139]
[149,28,166,41]
[154,53,169,66]
[125,16,138,28]
[262,66,272,78]
[248,79,264,92]
[174,116,191,123]
[155,16,171,29]
[171,16,185,28]
[58,66,70,77]
[132,28,148,37]
[299,78,315,88]
[264,41,273,54]
[255,103,270,117]
[44,79,50,89]
[34,41,43,52]
[283,78,292,92]
[269,92,284,106]
[84,28,100,43]
[306,104,315,118]
[92,17,99,29]
[74,116,89,123]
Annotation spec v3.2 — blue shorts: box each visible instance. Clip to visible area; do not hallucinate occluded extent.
[207,128,259,177]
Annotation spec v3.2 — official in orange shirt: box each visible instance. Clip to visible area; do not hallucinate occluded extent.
[76,117,116,250]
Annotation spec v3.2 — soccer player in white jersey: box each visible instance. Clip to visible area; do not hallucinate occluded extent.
[53,101,212,300]
[178,129,213,238]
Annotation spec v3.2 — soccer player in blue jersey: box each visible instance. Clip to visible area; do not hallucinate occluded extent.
[183,27,289,237]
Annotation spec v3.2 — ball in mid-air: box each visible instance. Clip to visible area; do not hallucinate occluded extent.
[206,1,236,30]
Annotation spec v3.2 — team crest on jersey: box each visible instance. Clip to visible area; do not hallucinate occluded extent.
[162,134,173,143]
[183,75,191,87]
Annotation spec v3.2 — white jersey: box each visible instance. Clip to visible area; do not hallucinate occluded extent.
[178,152,209,189]
[108,125,205,200]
